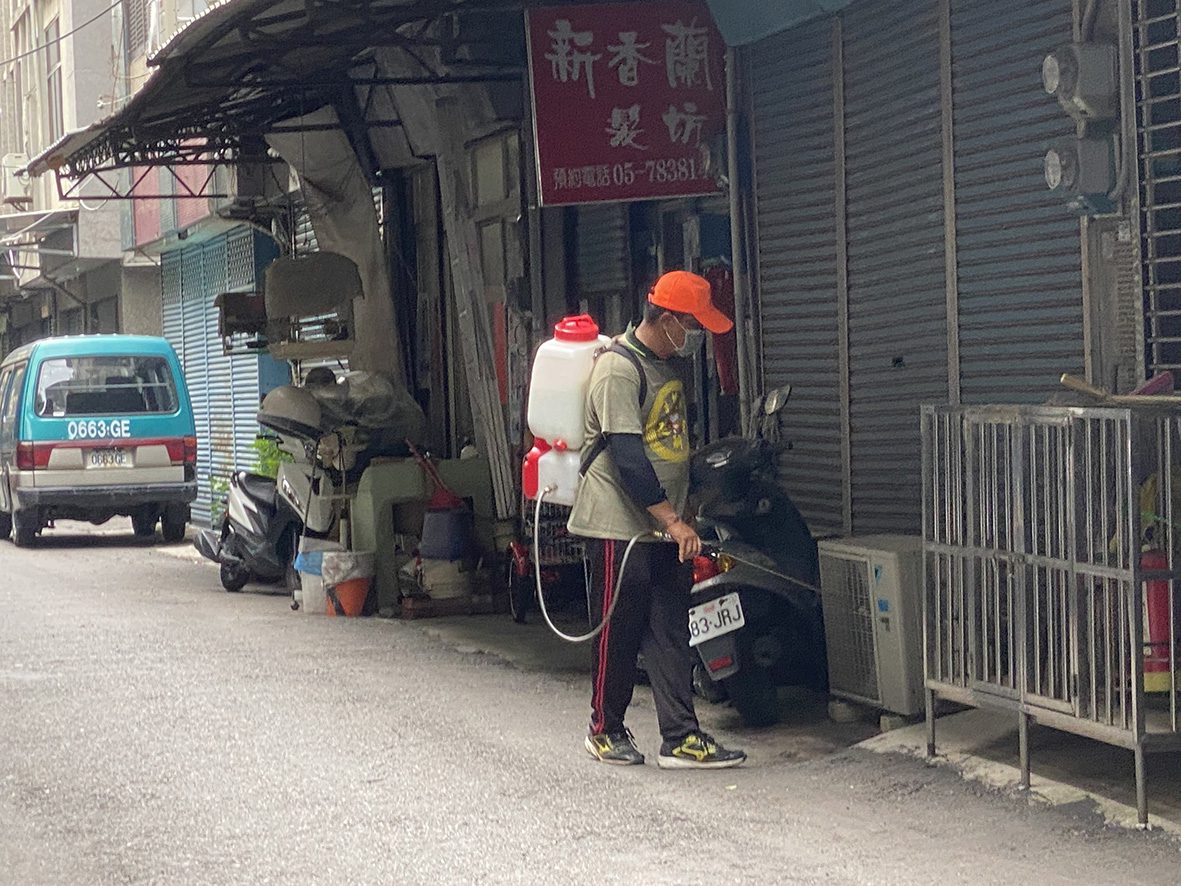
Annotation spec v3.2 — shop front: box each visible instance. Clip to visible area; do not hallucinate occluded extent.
[733,0,1106,537]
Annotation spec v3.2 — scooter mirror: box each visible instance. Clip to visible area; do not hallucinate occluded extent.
[764,385,792,415]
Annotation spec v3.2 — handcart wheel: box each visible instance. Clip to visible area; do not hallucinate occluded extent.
[509,563,533,624]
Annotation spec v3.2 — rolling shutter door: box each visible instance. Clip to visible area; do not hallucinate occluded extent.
[843,0,946,534]
[950,0,1083,403]
[226,228,262,479]
[1133,0,1181,375]
[179,246,213,526]
[576,204,632,333]
[161,252,183,347]
[294,204,318,255]
[202,239,238,528]
[748,18,844,535]
[166,231,264,527]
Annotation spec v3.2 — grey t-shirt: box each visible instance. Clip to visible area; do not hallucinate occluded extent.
[567,333,691,541]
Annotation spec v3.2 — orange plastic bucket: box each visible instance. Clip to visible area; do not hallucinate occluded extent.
[327,577,370,617]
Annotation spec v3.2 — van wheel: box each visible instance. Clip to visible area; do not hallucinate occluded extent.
[131,510,158,538]
[12,513,36,548]
[0,511,11,541]
[161,506,187,544]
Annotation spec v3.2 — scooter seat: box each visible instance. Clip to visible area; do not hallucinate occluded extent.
[236,472,278,510]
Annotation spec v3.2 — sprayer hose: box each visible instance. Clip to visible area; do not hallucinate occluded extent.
[532,488,654,644]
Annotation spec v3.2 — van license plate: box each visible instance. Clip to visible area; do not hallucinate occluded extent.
[88,448,130,468]
[688,593,745,648]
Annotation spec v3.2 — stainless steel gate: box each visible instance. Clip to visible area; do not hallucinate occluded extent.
[922,403,1181,825]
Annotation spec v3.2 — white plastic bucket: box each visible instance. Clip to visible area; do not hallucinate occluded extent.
[299,573,325,615]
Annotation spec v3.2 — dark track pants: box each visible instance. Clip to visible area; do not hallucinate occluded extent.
[585,538,699,742]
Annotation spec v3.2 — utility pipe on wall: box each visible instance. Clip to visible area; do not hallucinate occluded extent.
[725,46,753,431]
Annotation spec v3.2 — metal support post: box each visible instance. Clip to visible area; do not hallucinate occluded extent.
[725,47,752,431]
[1018,712,1031,790]
[925,689,937,759]
[1135,743,1148,828]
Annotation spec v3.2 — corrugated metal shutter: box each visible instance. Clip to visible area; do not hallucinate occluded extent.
[161,253,183,346]
[843,0,945,534]
[950,0,1083,403]
[289,203,350,381]
[226,229,262,480]
[748,18,844,535]
[204,238,237,524]
[163,232,264,527]
[292,188,381,256]
[294,205,318,255]
[1133,0,1181,377]
[576,204,632,332]
[179,247,213,526]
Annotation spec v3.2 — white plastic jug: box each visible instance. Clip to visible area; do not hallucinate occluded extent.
[526,315,611,451]
[536,448,582,507]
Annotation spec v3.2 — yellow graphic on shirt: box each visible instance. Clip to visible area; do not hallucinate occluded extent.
[644,380,690,463]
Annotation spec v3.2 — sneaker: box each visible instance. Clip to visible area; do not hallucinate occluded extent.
[657,732,746,770]
[585,730,645,766]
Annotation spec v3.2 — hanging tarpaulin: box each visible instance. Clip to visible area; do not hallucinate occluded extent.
[526,1,726,207]
[703,0,854,46]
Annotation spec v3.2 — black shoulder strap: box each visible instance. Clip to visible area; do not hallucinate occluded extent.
[579,342,648,477]
[608,342,648,406]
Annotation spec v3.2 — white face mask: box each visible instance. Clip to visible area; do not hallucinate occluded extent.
[667,316,705,357]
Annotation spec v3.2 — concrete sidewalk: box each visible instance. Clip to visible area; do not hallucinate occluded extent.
[862,707,1181,835]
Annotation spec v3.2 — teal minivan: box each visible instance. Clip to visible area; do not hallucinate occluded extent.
[0,335,197,546]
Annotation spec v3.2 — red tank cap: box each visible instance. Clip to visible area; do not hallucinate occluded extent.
[553,314,600,342]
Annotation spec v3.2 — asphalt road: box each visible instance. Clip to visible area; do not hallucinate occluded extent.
[2,523,1180,885]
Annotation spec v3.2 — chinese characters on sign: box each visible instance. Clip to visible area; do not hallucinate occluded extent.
[527,2,726,206]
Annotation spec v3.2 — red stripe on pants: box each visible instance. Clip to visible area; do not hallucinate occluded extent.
[592,539,614,734]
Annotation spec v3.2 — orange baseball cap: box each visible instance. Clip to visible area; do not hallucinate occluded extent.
[648,270,734,335]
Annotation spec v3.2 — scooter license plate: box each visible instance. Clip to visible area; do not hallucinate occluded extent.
[688,593,745,648]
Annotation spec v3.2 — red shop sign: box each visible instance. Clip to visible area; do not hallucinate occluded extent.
[526,1,726,207]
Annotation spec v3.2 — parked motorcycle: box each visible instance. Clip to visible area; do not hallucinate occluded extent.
[194,469,305,593]
[686,386,826,727]
[195,370,424,599]
[194,383,328,595]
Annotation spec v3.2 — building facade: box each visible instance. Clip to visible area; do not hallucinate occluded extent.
[0,0,154,352]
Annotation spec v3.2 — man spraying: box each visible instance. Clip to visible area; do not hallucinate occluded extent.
[568,270,747,769]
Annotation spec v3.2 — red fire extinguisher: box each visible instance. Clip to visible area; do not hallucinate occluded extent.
[1142,549,1174,693]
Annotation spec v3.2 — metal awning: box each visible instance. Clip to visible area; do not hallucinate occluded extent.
[0,208,113,293]
[704,0,853,46]
[0,209,77,244]
[27,0,524,197]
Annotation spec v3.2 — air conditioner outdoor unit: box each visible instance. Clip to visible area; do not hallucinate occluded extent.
[1,153,30,206]
[818,535,924,716]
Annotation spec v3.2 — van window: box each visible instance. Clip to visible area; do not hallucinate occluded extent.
[35,356,179,417]
[0,367,11,432]
[2,363,26,424]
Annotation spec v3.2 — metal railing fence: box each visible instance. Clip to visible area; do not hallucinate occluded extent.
[922,404,1181,826]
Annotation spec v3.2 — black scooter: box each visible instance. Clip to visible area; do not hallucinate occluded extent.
[686,386,826,727]
[194,470,304,594]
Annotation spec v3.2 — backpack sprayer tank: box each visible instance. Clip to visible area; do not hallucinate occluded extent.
[522,314,669,646]
[523,315,610,507]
